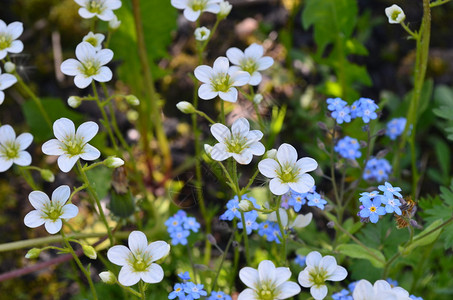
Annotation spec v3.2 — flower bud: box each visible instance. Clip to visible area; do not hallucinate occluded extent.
[40,169,55,182]
[194,27,210,41]
[104,156,125,168]
[218,0,232,18]
[99,271,116,284]
[238,200,254,212]
[125,95,140,106]
[176,101,196,114]
[67,96,82,108]
[385,4,405,24]
[264,149,277,159]
[25,248,42,259]
[4,62,15,73]
[253,94,263,104]
[82,245,97,259]
[204,144,213,156]
[109,15,121,30]
[207,234,217,245]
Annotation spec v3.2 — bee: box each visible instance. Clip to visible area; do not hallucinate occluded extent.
[395,197,417,229]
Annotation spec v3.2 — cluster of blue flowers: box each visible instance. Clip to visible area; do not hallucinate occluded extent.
[168,272,208,300]
[257,220,282,243]
[358,182,403,223]
[219,196,261,235]
[294,254,306,267]
[332,281,357,300]
[334,136,362,160]
[363,157,392,182]
[327,97,379,124]
[207,291,232,300]
[386,117,407,140]
[165,210,201,246]
[283,186,327,211]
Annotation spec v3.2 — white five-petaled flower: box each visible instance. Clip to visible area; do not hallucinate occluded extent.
[208,117,265,164]
[226,43,274,86]
[194,56,250,102]
[298,251,348,300]
[385,5,405,24]
[0,20,24,60]
[74,0,122,21]
[0,67,18,105]
[0,125,33,172]
[107,231,170,286]
[61,41,113,89]
[82,31,105,51]
[352,279,411,300]
[238,260,301,300]
[171,0,221,22]
[24,185,78,234]
[258,143,318,195]
[42,118,101,173]
[194,26,210,41]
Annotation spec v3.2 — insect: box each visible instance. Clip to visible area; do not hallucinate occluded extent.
[395,197,417,229]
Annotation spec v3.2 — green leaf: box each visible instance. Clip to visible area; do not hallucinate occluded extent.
[403,219,444,255]
[336,244,386,268]
[86,166,113,200]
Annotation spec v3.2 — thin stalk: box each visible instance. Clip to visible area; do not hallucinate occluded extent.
[275,197,287,266]
[210,227,236,292]
[186,243,198,283]
[92,82,119,151]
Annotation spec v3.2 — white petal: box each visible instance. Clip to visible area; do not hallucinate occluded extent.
[76,42,96,62]
[298,269,312,287]
[107,245,132,266]
[16,133,33,150]
[60,204,79,219]
[106,0,122,10]
[226,47,244,65]
[118,265,141,286]
[80,144,101,161]
[306,251,322,267]
[327,266,347,282]
[204,3,220,13]
[352,280,374,300]
[57,154,80,173]
[7,22,23,39]
[128,231,149,255]
[96,49,113,64]
[198,83,217,100]
[232,151,253,165]
[258,260,276,284]
[194,65,214,83]
[277,143,298,166]
[29,191,51,211]
[258,158,279,178]
[171,0,187,9]
[7,40,23,53]
[230,71,250,86]
[245,43,263,60]
[45,219,63,234]
[51,185,71,206]
[210,143,230,161]
[246,130,264,143]
[76,121,99,143]
[219,88,238,102]
[183,7,201,21]
[276,281,301,299]
[24,210,46,228]
[269,178,289,195]
[0,91,4,104]
[42,139,65,156]
[248,72,262,86]
[310,284,328,300]
[74,74,93,88]
[97,9,115,21]
[296,157,318,173]
[231,118,249,137]
[0,124,16,144]
[141,263,164,283]
[0,157,13,172]
[290,174,315,193]
[238,289,259,300]
[210,123,231,143]
[13,151,31,166]
[239,267,259,289]
[78,8,96,19]
[93,66,112,82]
[213,57,230,74]
[53,118,75,141]
[0,73,18,90]
[274,266,292,287]
[374,280,392,291]
[248,142,265,156]
[146,241,170,262]
[291,213,312,228]
[257,56,274,70]
[61,59,82,76]
[319,256,338,276]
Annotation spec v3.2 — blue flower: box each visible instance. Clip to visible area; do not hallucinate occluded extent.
[170,229,190,246]
[334,136,361,159]
[348,281,357,292]
[386,278,398,287]
[351,98,379,123]
[258,221,281,243]
[360,197,386,223]
[169,283,186,300]
[288,191,307,212]
[327,97,347,111]
[363,157,392,182]
[381,195,402,215]
[386,117,406,140]
[332,289,353,300]
[331,105,351,124]
[359,191,379,203]
[410,295,423,300]
[166,210,200,246]
[237,210,259,235]
[294,254,306,267]
[178,271,191,281]
[307,192,327,210]
[220,195,259,221]
[184,282,207,299]
[378,182,403,198]
[183,217,201,232]
[165,215,185,233]
[207,291,232,300]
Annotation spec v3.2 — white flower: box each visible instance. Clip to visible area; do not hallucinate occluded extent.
[0,20,24,60]
[209,118,264,164]
[0,67,18,105]
[385,5,405,24]
[171,0,221,22]
[194,26,210,41]
[226,43,274,86]
[353,279,411,300]
[268,208,312,229]
[24,185,78,234]
[238,260,301,300]
[218,0,232,18]
[298,251,348,300]
[61,42,113,89]
[258,143,317,195]
[0,125,33,172]
[42,118,100,173]
[194,56,250,102]
[75,0,122,21]
[82,31,105,51]
[109,14,121,29]
[107,231,170,286]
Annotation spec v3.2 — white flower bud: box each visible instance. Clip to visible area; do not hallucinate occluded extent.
[253,94,263,104]
[385,5,405,24]
[125,95,140,106]
[176,101,196,114]
[4,62,16,73]
[82,245,97,259]
[218,1,232,18]
[264,149,277,159]
[25,248,42,259]
[238,200,254,212]
[204,144,213,155]
[40,169,55,182]
[104,156,125,168]
[109,15,121,30]
[194,27,210,41]
[67,96,82,108]
[99,271,116,284]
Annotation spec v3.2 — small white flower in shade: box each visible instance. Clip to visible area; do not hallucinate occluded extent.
[298,251,348,300]
[353,279,411,300]
[82,31,105,51]
[385,5,405,24]
[0,125,33,172]
[208,117,265,164]
[107,231,170,286]
[218,0,232,18]
[42,118,100,173]
[24,185,78,234]
[0,20,24,60]
[268,208,312,229]
[171,0,221,22]
[194,26,210,41]
[258,143,318,195]
[74,0,122,21]
[0,67,18,105]
[226,43,274,86]
[238,260,301,300]
[194,56,250,102]
[60,41,113,89]
[109,14,121,29]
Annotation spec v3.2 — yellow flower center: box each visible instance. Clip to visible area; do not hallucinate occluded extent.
[211,73,233,93]
[277,164,300,183]
[257,283,275,300]
[85,37,98,48]
[0,35,12,50]
[1,142,19,160]
[190,0,207,11]
[370,206,377,213]
[63,139,84,157]
[240,58,258,74]
[81,60,100,77]
[309,267,328,286]
[225,135,248,154]
[46,205,63,221]
[132,253,150,272]
[88,0,104,14]
[391,11,401,21]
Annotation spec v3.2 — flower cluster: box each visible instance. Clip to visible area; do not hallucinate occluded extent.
[332,282,357,300]
[327,97,379,124]
[74,0,121,21]
[363,157,392,182]
[334,136,361,160]
[165,210,201,245]
[207,291,232,300]
[359,182,403,223]
[168,272,208,300]
[257,220,282,243]
[353,279,411,300]
[220,195,260,235]
[386,117,407,140]
[284,186,327,211]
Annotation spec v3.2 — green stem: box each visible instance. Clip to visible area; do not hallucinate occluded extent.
[430,0,451,7]
[210,227,236,292]
[92,82,119,151]
[139,281,146,300]
[186,243,198,283]
[18,167,39,190]
[275,197,287,266]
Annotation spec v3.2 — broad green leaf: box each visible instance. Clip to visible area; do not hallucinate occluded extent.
[86,166,113,200]
[336,244,386,268]
[403,219,444,255]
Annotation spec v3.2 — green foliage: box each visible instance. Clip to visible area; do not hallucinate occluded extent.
[336,243,385,268]
[86,166,113,200]
[433,85,453,140]
[402,219,444,255]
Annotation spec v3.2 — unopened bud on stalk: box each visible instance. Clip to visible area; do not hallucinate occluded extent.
[218,0,232,18]
[253,94,263,104]
[104,156,125,168]
[25,248,42,259]
[68,96,82,108]
[176,101,196,114]
[82,245,97,259]
[326,221,335,228]
[377,128,386,136]
[376,149,389,159]
[317,138,326,151]
[4,62,15,73]
[238,200,254,212]
[99,271,116,284]
[359,141,367,148]
[40,169,55,182]
[317,121,328,131]
[264,149,277,159]
[109,15,121,30]
[207,234,217,245]
[125,95,140,106]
